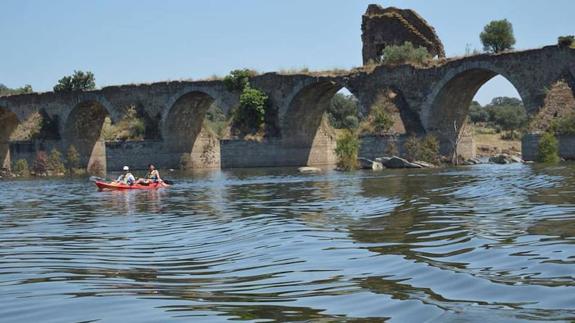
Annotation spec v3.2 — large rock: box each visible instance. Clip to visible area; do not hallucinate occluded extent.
[489,154,523,164]
[358,158,384,170]
[362,4,445,65]
[376,156,422,169]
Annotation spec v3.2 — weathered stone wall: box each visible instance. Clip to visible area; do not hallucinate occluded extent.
[522,133,575,161]
[1,46,574,170]
[361,4,445,65]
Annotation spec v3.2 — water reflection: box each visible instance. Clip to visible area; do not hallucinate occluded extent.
[0,164,574,322]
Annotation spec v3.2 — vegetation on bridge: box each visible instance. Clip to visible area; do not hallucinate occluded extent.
[0,84,33,96]
[53,70,96,92]
[480,19,516,53]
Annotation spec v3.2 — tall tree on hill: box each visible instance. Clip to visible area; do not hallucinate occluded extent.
[480,19,516,53]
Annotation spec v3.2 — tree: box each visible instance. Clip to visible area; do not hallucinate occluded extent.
[53,70,96,92]
[223,69,257,91]
[66,145,80,173]
[233,86,268,134]
[327,93,359,129]
[335,130,360,170]
[47,148,66,175]
[0,83,33,96]
[480,19,516,53]
[537,132,560,163]
[468,101,489,123]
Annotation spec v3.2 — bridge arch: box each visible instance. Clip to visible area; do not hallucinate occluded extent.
[64,100,115,170]
[162,90,221,168]
[422,64,530,132]
[421,63,530,156]
[0,106,20,169]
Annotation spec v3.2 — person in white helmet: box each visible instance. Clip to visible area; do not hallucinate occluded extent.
[115,166,135,185]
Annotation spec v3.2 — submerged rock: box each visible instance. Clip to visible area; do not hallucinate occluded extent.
[376,156,422,169]
[298,167,322,173]
[489,154,523,164]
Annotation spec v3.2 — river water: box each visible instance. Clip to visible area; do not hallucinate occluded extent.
[1,164,574,322]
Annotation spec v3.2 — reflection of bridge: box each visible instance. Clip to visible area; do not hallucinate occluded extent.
[1,46,574,170]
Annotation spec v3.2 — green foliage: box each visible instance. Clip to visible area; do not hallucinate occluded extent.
[335,130,360,171]
[380,42,432,65]
[550,114,575,135]
[371,105,394,133]
[403,135,440,163]
[33,151,48,175]
[47,148,66,175]
[66,145,80,172]
[102,106,147,141]
[480,19,516,53]
[537,132,560,163]
[558,35,575,48]
[468,97,527,132]
[0,84,33,96]
[233,86,268,134]
[469,101,489,123]
[13,159,30,177]
[223,69,257,91]
[53,70,96,92]
[327,93,359,129]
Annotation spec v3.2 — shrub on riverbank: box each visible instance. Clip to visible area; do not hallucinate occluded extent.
[403,135,440,164]
[33,151,48,175]
[335,130,360,171]
[47,148,66,175]
[537,132,560,163]
[66,145,80,174]
[13,159,30,177]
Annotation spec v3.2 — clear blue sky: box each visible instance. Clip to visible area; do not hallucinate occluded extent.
[1,0,573,104]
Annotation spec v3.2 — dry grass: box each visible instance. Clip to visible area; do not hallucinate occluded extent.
[473,126,521,156]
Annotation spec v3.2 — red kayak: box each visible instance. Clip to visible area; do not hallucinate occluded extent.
[95,180,170,191]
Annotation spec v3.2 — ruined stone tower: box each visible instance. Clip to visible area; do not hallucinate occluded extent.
[361,4,445,65]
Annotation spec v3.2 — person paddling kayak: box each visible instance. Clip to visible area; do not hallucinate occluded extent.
[115,166,135,185]
[136,164,162,185]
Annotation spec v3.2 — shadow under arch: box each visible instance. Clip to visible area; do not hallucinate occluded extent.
[424,68,527,155]
[162,91,219,168]
[64,100,112,169]
[0,106,20,169]
[282,80,347,165]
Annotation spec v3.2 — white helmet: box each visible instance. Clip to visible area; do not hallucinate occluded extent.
[123,166,129,171]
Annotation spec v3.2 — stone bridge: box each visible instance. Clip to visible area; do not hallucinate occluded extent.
[1,45,574,170]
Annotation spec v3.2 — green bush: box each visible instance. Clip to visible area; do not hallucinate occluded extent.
[233,86,268,134]
[47,148,66,175]
[53,70,96,92]
[403,135,440,163]
[33,151,48,175]
[66,145,80,173]
[380,42,431,66]
[558,35,575,48]
[335,130,360,171]
[327,93,359,129]
[537,132,560,163]
[550,114,575,135]
[372,105,394,133]
[223,69,257,91]
[480,19,516,53]
[0,84,33,96]
[13,159,30,177]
